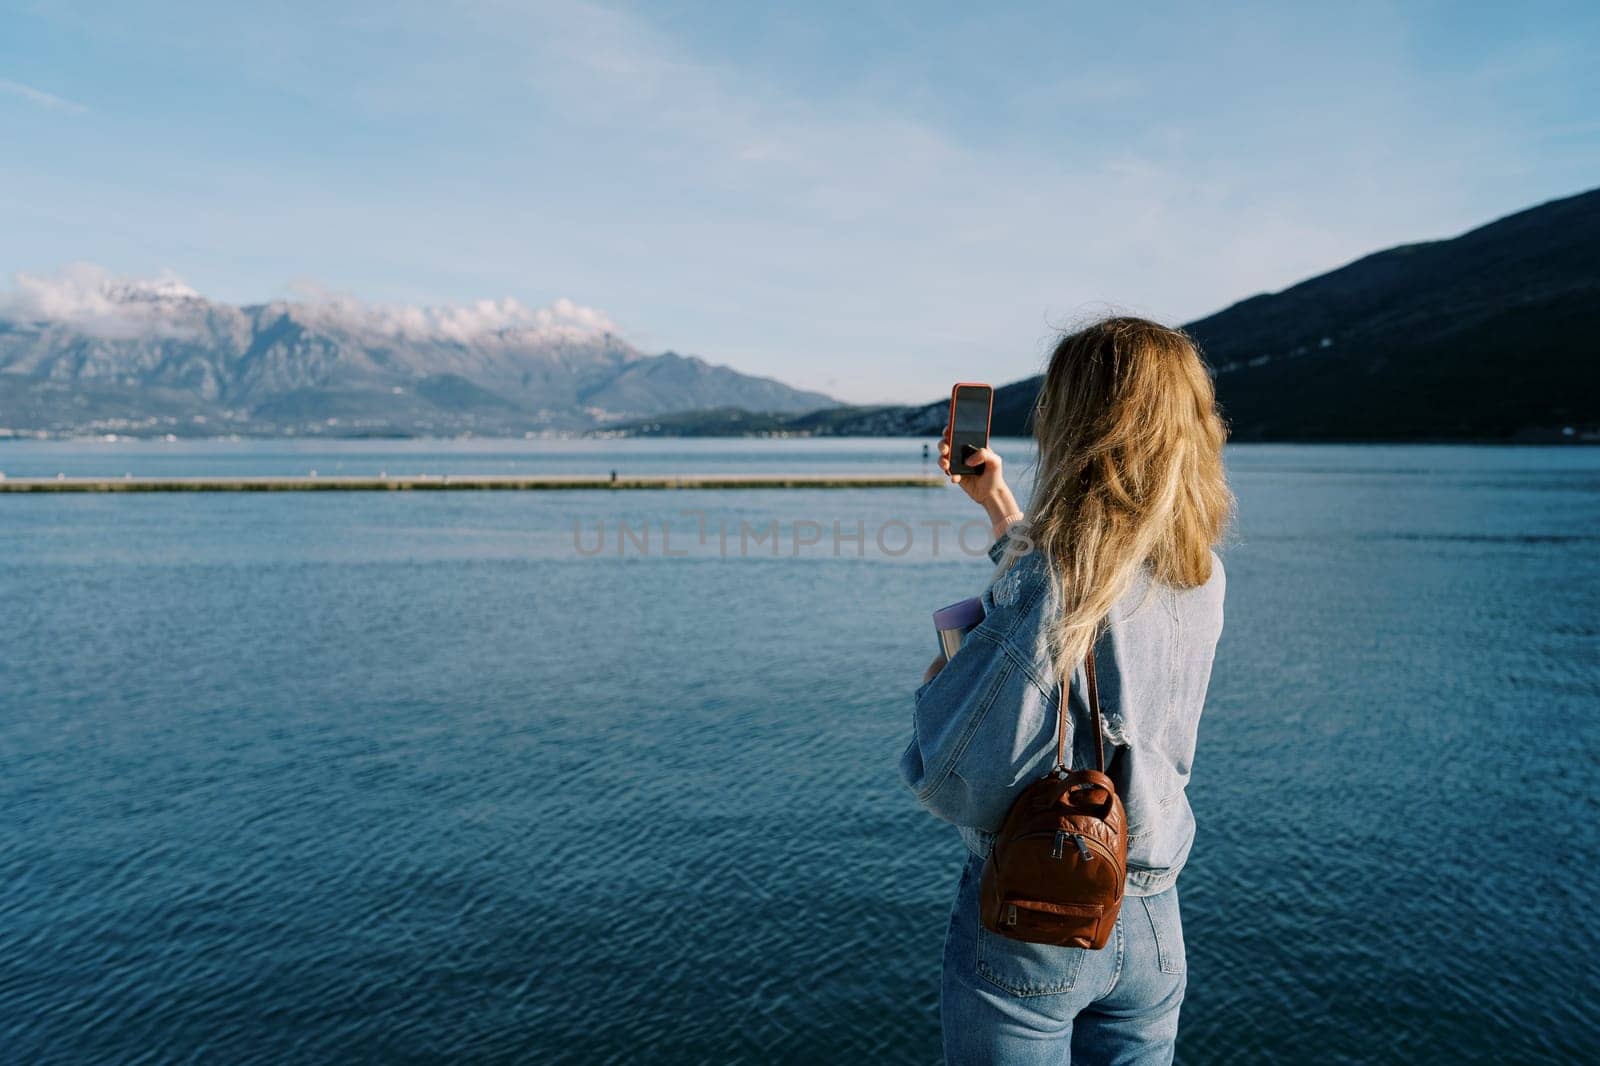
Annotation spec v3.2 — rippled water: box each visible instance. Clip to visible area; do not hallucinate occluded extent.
[2,440,1597,1064]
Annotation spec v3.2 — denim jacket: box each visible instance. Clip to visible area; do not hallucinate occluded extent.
[900,529,1225,896]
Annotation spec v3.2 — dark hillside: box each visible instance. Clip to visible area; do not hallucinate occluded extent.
[755,187,1600,442]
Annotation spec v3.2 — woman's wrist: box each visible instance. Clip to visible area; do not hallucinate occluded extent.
[990,511,1023,540]
[981,487,1022,539]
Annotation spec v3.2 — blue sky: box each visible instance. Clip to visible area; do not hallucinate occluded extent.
[2,1,1596,402]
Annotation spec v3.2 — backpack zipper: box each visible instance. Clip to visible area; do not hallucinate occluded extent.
[1050,829,1094,862]
[1011,829,1115,867]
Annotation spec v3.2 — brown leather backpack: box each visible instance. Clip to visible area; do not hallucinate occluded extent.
[979,648,1128,948]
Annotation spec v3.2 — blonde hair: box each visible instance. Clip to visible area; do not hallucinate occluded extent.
[1007,316,1233,680]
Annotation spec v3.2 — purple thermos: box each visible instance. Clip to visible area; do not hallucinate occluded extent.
[933,597,986,659]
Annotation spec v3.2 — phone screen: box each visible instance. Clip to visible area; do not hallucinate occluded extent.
[948,384,993,475]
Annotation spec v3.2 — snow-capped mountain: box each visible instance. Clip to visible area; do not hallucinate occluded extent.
[0,266,836,436]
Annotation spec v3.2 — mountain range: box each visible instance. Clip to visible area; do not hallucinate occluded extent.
[0,276,835,437]
[617,185,1600,443]
[4,185,1595,441]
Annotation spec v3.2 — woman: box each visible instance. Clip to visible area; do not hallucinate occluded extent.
[901,316,1232,1065]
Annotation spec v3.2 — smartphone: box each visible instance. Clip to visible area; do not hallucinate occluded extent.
[947,383,994,475]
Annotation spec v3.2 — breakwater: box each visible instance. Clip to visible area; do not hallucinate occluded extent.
[0,473,946,493]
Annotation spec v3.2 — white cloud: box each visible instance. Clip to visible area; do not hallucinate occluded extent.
[281,280,619,343]
[0,264,619,344]
[0,263,204,339]
[0,78,88,114]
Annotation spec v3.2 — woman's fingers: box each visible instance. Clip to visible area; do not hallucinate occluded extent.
[966,446,1002,472]
[939,438,1001,491]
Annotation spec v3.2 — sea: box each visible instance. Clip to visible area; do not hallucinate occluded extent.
[2,437,1597,1064]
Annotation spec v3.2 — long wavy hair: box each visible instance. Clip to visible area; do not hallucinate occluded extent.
[1004,316,1233,680]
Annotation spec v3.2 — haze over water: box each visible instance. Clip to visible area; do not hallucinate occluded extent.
[2,439,1596,1063]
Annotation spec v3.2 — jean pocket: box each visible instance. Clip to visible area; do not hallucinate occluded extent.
[1139,892,1186,976]
[974,920,1086,997]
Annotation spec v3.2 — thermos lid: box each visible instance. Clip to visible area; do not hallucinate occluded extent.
[932,596,986,630]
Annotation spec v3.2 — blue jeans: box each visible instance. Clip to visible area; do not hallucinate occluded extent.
[941,854,1187,1065]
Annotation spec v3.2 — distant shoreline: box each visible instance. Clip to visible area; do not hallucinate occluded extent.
[0,432,1594,446]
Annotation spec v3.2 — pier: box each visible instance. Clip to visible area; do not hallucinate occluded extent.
[0,473,947,493]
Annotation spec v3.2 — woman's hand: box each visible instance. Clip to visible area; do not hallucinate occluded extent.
[938,427,1023,539]
[923,655,948,684]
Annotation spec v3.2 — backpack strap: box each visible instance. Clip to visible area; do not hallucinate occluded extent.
[1054,647,1106,774]
[1085,649,1105,773]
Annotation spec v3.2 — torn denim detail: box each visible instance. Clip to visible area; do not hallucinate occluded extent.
[992,566,1025,608]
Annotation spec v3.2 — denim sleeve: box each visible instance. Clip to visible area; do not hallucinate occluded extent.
[986,529,1014,565]
[899,632,1056,829]
[899,543,1057,830]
